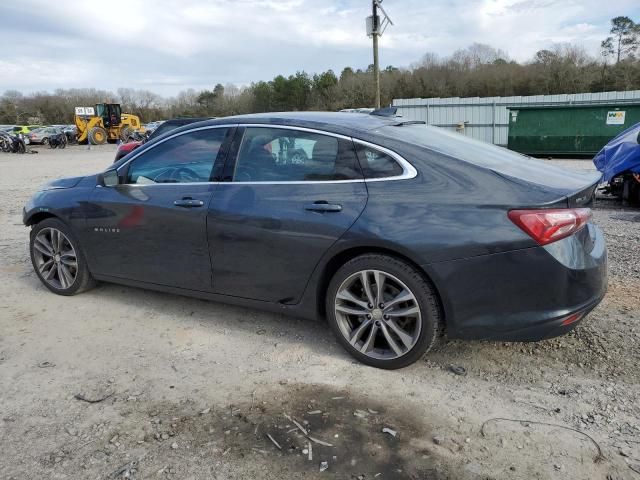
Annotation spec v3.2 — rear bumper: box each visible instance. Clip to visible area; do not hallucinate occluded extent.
[474,293,604,342]
[425,224,607,341]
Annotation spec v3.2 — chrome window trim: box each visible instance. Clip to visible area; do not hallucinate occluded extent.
[240,124,353,141]
[110,122,417,186]
[231,124,417,185]
[115,124,236,174]
[352,138,418,182]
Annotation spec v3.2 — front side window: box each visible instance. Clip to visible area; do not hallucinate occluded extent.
[126,128,228,184]
[355,144,404,179]
[233,127,362,182]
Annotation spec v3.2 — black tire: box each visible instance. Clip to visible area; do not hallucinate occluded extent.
[42,138,49,146]
[326,254,443,369]
[29,218,96,296]
[629,179,640,206]
[88,127,107,145]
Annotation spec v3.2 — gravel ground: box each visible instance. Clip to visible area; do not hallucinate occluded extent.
[0,148,638,480]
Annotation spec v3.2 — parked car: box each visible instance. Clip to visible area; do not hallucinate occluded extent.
[13,125,42,135]
[27,127,63,145]
[114,117,211,162]
[63,125,78,143]
[340,108,375,113]
[23,111,607,369]
[593,121,640,206]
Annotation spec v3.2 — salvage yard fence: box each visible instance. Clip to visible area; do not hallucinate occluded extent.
[392,90,640,146]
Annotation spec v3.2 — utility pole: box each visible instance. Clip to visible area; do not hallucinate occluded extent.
[372,1,380,108]
[367,1,393,109]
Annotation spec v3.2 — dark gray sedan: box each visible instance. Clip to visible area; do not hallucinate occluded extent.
[23,112,607,369]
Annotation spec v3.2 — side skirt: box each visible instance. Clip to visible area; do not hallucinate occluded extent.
[91,274,320,322]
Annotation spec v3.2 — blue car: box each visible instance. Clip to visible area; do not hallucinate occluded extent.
[593,122,640,206]
[23,112,607,369]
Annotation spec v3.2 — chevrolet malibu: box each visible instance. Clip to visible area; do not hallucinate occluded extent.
[23,112,607,369]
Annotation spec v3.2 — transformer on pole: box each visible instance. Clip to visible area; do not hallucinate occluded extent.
[366,0,393,108]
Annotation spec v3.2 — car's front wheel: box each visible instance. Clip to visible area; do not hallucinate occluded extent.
[30,218,96,295]
[326,254,443,369]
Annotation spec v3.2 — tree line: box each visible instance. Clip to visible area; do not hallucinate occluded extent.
[1,16,638,125]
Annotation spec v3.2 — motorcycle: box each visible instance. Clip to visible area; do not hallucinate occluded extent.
[0,131,26,153]
[49,132,67,149]
[125,130,149,143]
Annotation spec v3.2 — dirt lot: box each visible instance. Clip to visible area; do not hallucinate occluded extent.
[1,146,639,480]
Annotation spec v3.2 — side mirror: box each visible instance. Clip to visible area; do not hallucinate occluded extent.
[102,169,120,187]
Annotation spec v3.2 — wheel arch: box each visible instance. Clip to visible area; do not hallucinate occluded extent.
[315,245,447,329]
[24,211,60,227]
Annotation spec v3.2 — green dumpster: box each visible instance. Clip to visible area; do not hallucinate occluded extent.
[507,103,640,156]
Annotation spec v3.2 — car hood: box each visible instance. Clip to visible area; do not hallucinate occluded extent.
[40,175,86,191]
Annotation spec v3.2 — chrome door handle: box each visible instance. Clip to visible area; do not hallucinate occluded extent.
[304,202,342,213]
[174,198,204,208]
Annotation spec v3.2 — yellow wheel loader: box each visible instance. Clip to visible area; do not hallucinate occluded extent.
[75,103,142,145]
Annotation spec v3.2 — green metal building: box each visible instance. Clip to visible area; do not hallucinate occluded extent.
[507,103,640,156]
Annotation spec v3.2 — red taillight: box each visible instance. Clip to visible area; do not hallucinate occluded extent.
[508,208,591,246]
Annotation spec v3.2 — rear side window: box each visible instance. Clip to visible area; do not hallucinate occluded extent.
[355,144,404,179]
[233,127,362,182]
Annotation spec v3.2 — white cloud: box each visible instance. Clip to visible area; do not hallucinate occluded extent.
[0,0,638,95]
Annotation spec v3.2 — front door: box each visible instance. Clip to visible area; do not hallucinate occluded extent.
[207,126,368,303]
[84,126,232,291]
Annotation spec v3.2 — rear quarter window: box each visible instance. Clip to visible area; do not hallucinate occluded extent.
[355,144,404,179]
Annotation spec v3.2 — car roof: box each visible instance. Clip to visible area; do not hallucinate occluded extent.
[148,117,213,139]
[162,117,211,127]
[199,112,400,136]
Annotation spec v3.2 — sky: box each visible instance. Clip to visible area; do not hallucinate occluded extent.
[1,0,639,96]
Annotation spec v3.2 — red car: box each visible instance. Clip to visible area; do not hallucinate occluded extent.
[114,118,211,162]
[114,140,141,161]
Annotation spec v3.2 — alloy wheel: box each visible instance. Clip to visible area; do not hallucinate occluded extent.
[32,227,78,290]
[334,269,422,360]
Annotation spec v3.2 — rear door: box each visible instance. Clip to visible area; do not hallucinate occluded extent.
[85,126,233,291]
[207,126,367,303]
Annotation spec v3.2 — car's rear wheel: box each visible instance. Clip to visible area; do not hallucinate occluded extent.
[326,254,443,369]
[30,218,96,296]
